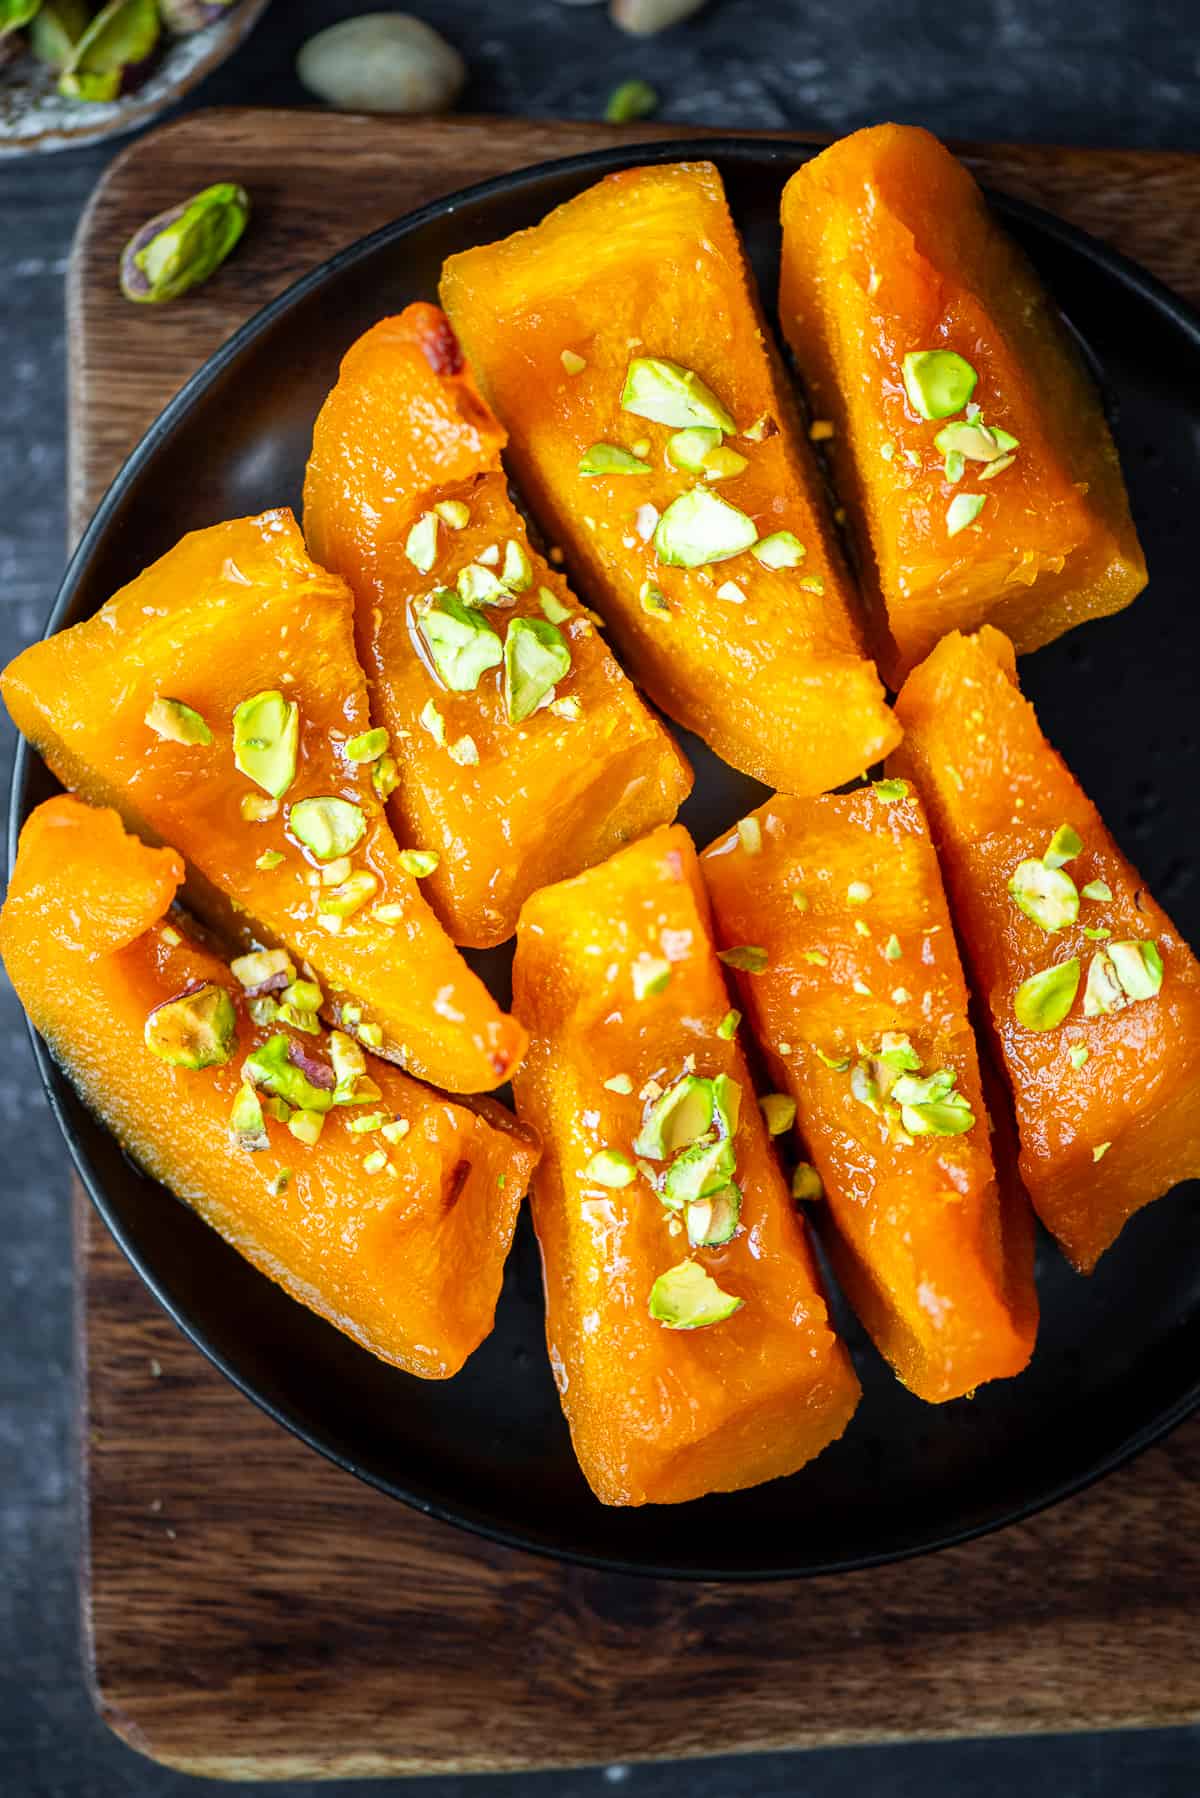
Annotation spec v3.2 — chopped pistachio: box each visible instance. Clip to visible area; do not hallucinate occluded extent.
[255,849,284,871]
[501,539,533,592]
[902,349,978,420]
[797,575,825,594]
[716,1009,740,1041]
[946,492,987,536]
[742,414,775,443]
[145,696,212,746]
[1070,1044,1090,1069]
[346,1110,387,1134]
[345,727,389,765]
[583,1148,636,1189]
[434,499,471,529]
[381,1118,410,1145]
[230,947,294,990]
[456,563,507,608]
[289,796,366,863]
[357,1022,383,1049]
[579,442,652,477]
[372,753,400,801]
[943,449,965,484]
[1081,879,1112,902]
[712,1072,741,1138]
[370,904,406,925]
[621,356,735,433]
[160,926,181,947]
[633,1074,715,1159]
[229,1082,268,1152]
[398,849,439,878]
[448,735,479,766]
[1109,939,1163,1001]
[873,778,909,803]
[320,856,353,887]
[685,1185,742,1248]
[419,699,446,746]
[1044,824,1084,869]
[287,1109,326,1147]
[1093,1141,1112,1162]
[717,944,768,974]
[560,348,587,375]
[1014,958,1081,1030]
[550,695,582,721]
[737,816,762,855]
[1082,949,1126,1017]
[281,979,322,1013]
[632,955,672,999]
[329,1030,365,1090]
[538,586,572,624]
[244,1034,334,1113]
[792,1162,823,1202]
[419,590,503,690]
[759,1093,796,1136]
[655,488,756,567]
[640,581,670,616]
[240,793,279,823]
[362,1149,389,1176]
[813,1047,850,1071]
[248,996,280,1028]
[891,986,911,1004]
[854,919,871,939]
[604,76,658,123]
[1009,858,1080,932]
[144,982,236,1069]
[791,890,809,912]
[977,453,1016,480]
[649,1259,742,1329]
[1084,925,1110,941]
[603,1073,634,1095]
[892,1069,974,1137]
[662,1136,736,1209]
[716,580,746,605]
[666,426,722,473]
[801,949,828,967]
[809,419,835,442]
[847,880,872,905]
[404,511,439,575]
[752,531,805,570]
[233,690,300,799]
[701,446,749,481]
[317,872,378,920]
[884,934,902,961]
[504,616,571,723]
[934,419,1019,464]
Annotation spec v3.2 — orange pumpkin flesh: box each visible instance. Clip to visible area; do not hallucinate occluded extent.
[441,162,899,796]
[303,305,692,948]
[511,823,860,1507]
[0,509,525,1094]
[779,124,1147,687]
[890,627,1200,1272]
[0,797,539,1378]
[701,788,1037,1401]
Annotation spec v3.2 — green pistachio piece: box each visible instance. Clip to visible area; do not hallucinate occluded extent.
[229,1081,268,1151]
[901,349,978,420]
[144,695,212,746]
[369,754,398,802]
[317,871,378,920]
[281,979,322,1013]
[633,1074,715,1159]
[873,778,910,802]
[892,1069,974,1136]
[447,735,478,766]
[419,589,503,691]
[759,1093,796,1136]
[654,488,757,567]
[1108,939,1164,1001]
[685,1184,741,1248]
[649,1259,743,1329]
[398,849,439,878]
[1014,958,1081,1030]
[631,955,672,999]
[288,795,366,863]
[716,1009,741,1040]
[1070,1044,1090,1069]
[501,539,533,592]
[1044,824,1084,869]
[752,531,805,570]
[583,1149,637,1189]
[877,1032,921,1072]
[666,426,722,473]
[1008,858,1080,932]
[792,1162,823,1202]
[578,442,652,477]
[255,849,284,871]
[230,948,294,990]
[1082,949,1125,1016]
[621,357,735,434]
[454,564,504,608]
[662,1136,736,1209]
[559,349,587,376]
[504,616,571,724]
[1081,879,1112,902]
[700,446,749,481]
[934,419,1020,462]
[603,1073,634,1094]
[381,1118,410,1144]
[244,1033,334,1114]
[405,512,439,575]
[232,690,300,799]
[946,492,987,536]
[328,1030,366,1094]
[604,77,658,123]
[885,934,903,961]
[287,1109,326,1147]
[145,982,237,1069]
[717,944,767,973]
[711,1072,741,1139]
[345,726,389,765]
[120,179,249,303]
[943,448,965,484]
[538,586,572,624]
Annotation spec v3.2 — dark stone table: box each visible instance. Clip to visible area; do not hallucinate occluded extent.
[2,2,1199,1792]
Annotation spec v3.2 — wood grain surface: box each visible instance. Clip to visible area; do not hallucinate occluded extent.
[72,112,1200,1779]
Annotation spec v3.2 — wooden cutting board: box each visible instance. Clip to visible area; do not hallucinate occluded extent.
[71,112,1200,1779]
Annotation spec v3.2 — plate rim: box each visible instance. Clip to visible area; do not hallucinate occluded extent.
[14,133,1200,1581]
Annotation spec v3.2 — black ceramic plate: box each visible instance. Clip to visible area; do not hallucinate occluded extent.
[13,140,1200,1579]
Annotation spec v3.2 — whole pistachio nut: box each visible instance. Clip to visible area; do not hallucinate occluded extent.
[611,0,707,33]
[29,0,90,66]
[160,0,237,33]
[297,14,466,116]
[58,0,161,100]
[121,181,250,304]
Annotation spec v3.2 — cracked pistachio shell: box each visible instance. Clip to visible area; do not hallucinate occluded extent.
[297,13,466,115]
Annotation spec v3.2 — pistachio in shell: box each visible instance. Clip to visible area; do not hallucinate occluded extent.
[58,0,161,101]
[296,13,466,115]
[120,181,250,304]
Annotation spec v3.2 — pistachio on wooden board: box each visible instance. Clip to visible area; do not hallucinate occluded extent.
[611,0,707,35]
[120,180,249,303]
[297,13,466,116]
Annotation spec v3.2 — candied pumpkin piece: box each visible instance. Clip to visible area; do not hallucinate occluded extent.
[303,305,692,948]
[891,627,1200,1272]
[779,124,1147,687]
[0,510,524,1094]
[701,786,1037,1402]
[441,161,899,795]
[511,823,860,1507]
[1,796,539,1377]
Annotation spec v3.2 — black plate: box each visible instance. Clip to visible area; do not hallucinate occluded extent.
[13,139,1200,1579]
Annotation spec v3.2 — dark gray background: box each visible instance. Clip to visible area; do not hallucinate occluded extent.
[3,2,1199,1793]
